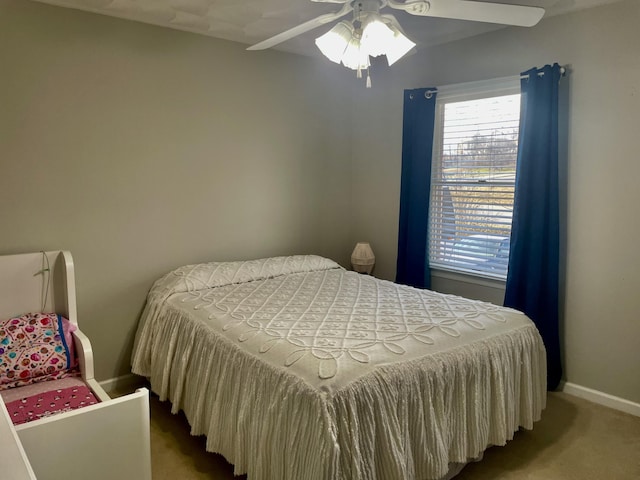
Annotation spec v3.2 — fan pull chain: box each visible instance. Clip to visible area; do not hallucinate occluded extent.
[366,69,372,88]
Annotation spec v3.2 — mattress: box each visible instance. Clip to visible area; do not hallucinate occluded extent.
[132,255,546,480]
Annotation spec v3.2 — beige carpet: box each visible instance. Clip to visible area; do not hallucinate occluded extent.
[142,388,640,480]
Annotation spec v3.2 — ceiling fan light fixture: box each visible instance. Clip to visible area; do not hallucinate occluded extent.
[315,20,354,64]
[385,25,416,66]
[250,0,548,82]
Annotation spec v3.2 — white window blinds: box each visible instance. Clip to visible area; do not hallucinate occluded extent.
[429,89,520,279]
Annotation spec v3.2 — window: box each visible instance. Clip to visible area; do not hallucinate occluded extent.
[428,79,520,280]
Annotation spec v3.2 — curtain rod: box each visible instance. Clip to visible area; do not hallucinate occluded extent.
[520,66,566,80]
[417,65,567,98]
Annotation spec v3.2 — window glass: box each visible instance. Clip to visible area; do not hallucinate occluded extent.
[429,89,520,280]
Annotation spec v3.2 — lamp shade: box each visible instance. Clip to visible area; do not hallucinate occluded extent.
[315,21,354,64]
[351,242,375,274]
[385,24,416,66]
[361,14,395,58]
[340,32,370,71]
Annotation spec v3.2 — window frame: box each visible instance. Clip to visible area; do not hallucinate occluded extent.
[428,76,521,282]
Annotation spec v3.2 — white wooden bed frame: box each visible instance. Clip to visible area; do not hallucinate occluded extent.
[0,251,152,480]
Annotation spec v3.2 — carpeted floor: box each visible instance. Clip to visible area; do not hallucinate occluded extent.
[142,388,640,479]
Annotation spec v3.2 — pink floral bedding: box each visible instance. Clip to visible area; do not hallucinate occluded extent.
[0,313,77,390]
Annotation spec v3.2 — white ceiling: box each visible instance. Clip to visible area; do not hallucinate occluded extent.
[31,0,624,57]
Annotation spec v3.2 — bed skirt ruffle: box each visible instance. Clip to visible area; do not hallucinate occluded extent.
[132,300,546,480]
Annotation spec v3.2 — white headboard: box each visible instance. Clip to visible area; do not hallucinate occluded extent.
[0,251,77,325]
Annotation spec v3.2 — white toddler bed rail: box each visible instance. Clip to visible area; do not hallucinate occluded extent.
[0,251,152,480]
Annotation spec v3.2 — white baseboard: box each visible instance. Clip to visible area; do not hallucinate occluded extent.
[99,373,147,395]
[561,382,640,417]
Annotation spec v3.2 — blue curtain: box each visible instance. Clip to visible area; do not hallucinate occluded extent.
[505,63,563,390]
[396,88,437,289]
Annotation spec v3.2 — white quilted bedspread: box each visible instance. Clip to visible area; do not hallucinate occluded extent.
[132,255,546,480]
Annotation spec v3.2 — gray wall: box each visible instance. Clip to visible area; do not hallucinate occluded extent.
[0,0,354,380]
[350,0,640,403]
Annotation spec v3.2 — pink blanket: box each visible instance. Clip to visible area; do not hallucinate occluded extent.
[4,383,98,425]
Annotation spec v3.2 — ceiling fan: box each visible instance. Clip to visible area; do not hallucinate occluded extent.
[247,0,545,86]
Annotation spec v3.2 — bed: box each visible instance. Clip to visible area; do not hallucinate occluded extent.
[0,251,152,480]
[131,255,546,480]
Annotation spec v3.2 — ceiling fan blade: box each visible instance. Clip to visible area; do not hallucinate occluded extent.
[388,0,545,27]
[247,4,353,50]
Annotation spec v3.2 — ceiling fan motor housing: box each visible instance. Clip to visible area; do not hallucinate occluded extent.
[354,0,381,18]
